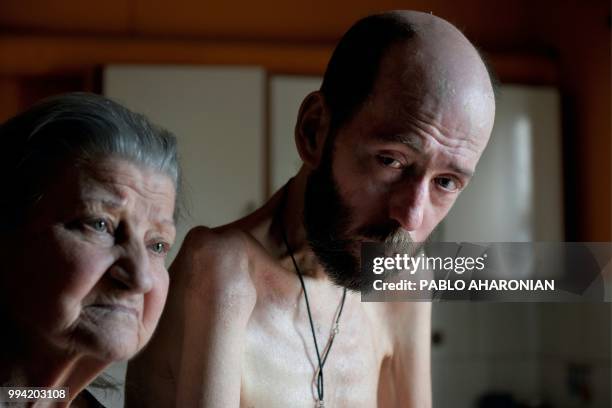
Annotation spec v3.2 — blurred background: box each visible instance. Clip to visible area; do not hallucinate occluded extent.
[0,1,610,407]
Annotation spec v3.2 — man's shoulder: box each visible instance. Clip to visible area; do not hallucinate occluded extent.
[172,225,260,314]
[180,225,251,260]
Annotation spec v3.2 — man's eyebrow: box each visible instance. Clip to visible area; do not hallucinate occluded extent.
[374,133,424,152]
[449,163,474,179]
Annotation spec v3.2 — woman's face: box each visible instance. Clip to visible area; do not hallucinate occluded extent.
[4,157,176,361]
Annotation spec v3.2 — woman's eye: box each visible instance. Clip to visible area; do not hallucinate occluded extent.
[378,155,403,169]
[435,177,460,192]
[88,219,112,233]
[149,242,169,255]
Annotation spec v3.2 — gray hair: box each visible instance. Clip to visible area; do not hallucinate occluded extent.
[0,92,181,231]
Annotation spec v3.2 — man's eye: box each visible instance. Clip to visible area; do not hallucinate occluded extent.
[378,155,403,169]
[435,177,460,192]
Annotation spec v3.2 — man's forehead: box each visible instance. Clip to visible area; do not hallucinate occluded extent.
[359,90,488,151]
[358,45,494,149]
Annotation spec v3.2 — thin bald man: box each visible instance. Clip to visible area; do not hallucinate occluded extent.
[127,11,496,408]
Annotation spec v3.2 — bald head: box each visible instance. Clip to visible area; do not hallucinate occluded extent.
[372,12,496,153]
[320,10,496,142]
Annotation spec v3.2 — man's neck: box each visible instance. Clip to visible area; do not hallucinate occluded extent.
[278,169,331,281]
[236,167,330,282]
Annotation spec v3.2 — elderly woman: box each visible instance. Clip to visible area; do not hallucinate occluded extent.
[0,93,180,406]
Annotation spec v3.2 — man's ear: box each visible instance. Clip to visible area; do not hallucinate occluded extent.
[295,91,330,169]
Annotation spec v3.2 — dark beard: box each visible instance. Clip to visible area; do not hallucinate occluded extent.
[303,143,418,292]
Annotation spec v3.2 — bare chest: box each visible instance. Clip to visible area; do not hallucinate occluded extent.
[240,293,392,408]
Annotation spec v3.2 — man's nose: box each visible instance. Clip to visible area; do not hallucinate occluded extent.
[389,179,428,232]
[109,238,154,294]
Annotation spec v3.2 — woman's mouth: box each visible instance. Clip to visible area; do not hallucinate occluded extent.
[86,303,139,318]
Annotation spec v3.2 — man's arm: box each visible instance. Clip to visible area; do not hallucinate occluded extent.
[378,301,432,408]
[126,227,257,408]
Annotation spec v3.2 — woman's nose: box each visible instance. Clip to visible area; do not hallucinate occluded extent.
[109,240,154,293]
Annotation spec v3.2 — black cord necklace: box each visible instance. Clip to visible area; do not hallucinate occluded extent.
[279,184,348,408]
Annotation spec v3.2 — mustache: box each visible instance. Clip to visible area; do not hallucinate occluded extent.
[356,220,405,243]
[357,221,425,258]
[307,221,417,254]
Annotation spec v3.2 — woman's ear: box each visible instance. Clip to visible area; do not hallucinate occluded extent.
[294,91,330,169]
